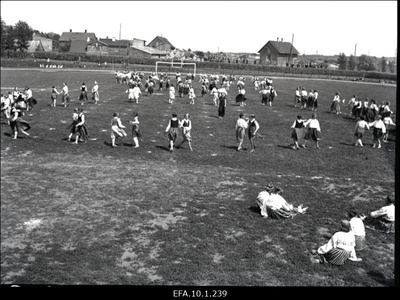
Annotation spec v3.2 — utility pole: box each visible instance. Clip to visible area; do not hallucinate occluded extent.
[119,23,121,40]
[354,44,357,57]
[288,33,294,65]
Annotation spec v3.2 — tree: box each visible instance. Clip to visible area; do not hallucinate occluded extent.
[337,53,347,70]
[380,57,387,73]
[0,17,6,51]
[348,54,356,70]
[14,20,33,52]
[388,61,396,73]
[357,54,377,71]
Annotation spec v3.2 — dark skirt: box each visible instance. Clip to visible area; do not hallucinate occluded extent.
[235,94,246,103]
[304,128,319,141]
[67,121,78,134]
[291,128,304,141]
[10,118,31,133]
[76,124,88,141]
[373,127,383,140]
[79,91,88,101]
[132,124,141,138]
[168,128,179,142]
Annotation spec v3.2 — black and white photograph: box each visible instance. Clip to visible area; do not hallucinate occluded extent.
[0,0,397,292]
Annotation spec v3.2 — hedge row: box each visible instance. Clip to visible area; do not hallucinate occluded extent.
[1,51,397,81]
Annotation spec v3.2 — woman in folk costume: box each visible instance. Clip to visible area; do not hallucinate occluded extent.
[110,112,127,148]
[330,92,342,114]
[61,83,69,108]
[129,112,141,148]
[67,108,79,141]
[211,85,219,106]
[9,102,31,139]
[256,184,307,219]
[290,115,306,150]
[168,83,176,104]
[303,113,321,149]
[354,116,370,147]
[235,88,247,107]
[79,82,88,105]
[267,86,278,107]
[348,210,366,251]
[218,91,227,118]
[311,220,362,265]
[177,113,193,151]
[259,87,270,106]
[126,84,135,102]
[247,114,260,153]
[73,108,88,144]
[366,99,379,122]
[235,113,248,151]
[50,86,60,107]
[91,81,99,104]
[188,85,196,105]
[368,115,386,149]
[165,113,180,152]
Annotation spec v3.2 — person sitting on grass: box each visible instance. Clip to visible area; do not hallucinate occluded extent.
[348,209,366,251]
[256,184,308,219]
[311,220,362,265]
[363,195,395,234]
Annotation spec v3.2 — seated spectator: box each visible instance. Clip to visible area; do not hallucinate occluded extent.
[256,184,307,219]
[363,195,395,233]
[311,220,362,265]
[348,210,366,251]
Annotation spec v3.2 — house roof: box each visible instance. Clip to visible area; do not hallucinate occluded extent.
[87,40,108,47]
[258,41,299,55]
[99,39,131,47]
[148,36,174,48]
[59,31,97,42]
[69,40,88,53]
[131,45,167,55]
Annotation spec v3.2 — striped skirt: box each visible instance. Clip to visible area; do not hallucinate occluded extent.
[322,248,350,265]
[267,207,298,219]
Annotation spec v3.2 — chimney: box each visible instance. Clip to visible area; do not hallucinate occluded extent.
[70,29,72,32]
[85,29,87,33]
[281,38,283,42]
[277,37,279,42]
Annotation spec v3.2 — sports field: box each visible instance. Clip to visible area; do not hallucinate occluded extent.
[0,68,396,287]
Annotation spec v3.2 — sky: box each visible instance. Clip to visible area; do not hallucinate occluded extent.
[1,1,397,57]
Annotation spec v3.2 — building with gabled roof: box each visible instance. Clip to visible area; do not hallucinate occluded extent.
[99,38,131,56]
[147,36,175,52]
[258,38,299,66]
[59,29,97,42]
[130,45,167,59]
[69,40,88,54]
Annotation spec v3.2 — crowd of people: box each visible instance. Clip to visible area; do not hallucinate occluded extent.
[1,69,395,271]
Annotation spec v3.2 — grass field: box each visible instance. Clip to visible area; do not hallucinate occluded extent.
[0,67,396,288]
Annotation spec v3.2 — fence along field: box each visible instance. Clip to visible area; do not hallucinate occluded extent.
[0,67,396,287]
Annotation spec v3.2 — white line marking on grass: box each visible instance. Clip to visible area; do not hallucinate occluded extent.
[60,120,67,124]
[209,134,213,136]
[90,138,97,141]
[150,140,157,142]
[211,153,217,156]
[24,219,42,231]
[101,129,107,132]
[147,151,152,153]
[49,128,55,130]
[28,114,33,116]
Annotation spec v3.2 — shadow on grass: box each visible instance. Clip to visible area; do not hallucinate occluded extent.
[277,144,297,150]
[208,115,220,118]
[220,145,247,151]
[339,142,356,147]
[367,270,395,287]
[248,206,260,215]
[156,145,171,152]
[3,132,12,137]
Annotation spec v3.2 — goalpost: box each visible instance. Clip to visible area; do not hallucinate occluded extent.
[155,60,196,77]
